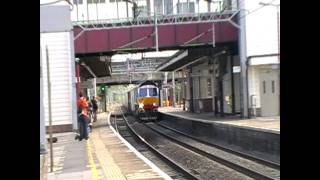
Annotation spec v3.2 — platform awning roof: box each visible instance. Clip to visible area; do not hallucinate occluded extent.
[156,44,238,72]
[78,56,112,80]
[156,48,218,72]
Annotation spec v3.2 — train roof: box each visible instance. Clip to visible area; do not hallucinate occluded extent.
[126,81,158,93]
[139,81,157,87]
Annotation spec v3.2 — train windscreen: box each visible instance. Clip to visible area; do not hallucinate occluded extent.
[139,88,148,97]
[148,88,158,96]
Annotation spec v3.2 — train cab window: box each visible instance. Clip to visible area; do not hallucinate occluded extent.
[148,88,158,96]
[139,88,148,97]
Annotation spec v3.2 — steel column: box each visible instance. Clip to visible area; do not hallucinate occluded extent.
[238,1,249,118]
[172,71,176,107]
[40,46,46,154]
[45,46,54,172]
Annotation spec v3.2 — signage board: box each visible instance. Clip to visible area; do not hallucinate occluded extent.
[233,66,241,73]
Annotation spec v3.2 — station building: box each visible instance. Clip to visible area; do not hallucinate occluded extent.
[157,0,280,117]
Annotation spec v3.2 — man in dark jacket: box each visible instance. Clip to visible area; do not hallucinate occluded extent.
[91,96,98,122]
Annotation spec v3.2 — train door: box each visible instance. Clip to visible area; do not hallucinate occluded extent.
[260,70,280,116]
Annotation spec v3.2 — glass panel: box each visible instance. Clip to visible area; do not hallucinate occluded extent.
[189,2,195,13]
[148,88,158,96]
[137,6,148,17]
[164,0,173,14]
[178,2,195,13]
[139,88,148,97]
[155,0,163,15]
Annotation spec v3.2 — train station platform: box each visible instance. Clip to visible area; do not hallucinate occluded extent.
[158,106,280,164]
[44,113,170,180]
[158,107,280,132]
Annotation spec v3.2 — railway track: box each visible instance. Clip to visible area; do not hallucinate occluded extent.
[144,123,280,180]
[110,109,192,180]
[111,106,280,180]
[156,121,280,169]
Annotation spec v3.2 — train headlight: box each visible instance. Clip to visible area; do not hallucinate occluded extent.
[152,103,157,106]
[139,103,144,109]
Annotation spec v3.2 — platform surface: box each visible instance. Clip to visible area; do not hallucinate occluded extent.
[159,107,280,132]
[45,112,169,180]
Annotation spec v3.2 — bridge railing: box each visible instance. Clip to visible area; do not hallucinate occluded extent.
[72,11,238,30]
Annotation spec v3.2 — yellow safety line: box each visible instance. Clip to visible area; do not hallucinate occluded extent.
[86,140,100,180]
[94,144,109,180]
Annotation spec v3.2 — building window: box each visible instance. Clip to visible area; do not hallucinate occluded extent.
[263,81,266,94]
[178,2,195,13]
[207,78,212,96]
[136,6,148,17]
[73,0,83,4]
[164,0,173,14]
[272,80,275,93]
[155,0,164,15]
[153,0,173,15]
[110,0,122,3]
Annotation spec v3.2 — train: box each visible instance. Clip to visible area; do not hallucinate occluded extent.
[126,81,160,122]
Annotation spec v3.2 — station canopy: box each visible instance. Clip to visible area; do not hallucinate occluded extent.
[78,56,112,80]
[156,44,238,72]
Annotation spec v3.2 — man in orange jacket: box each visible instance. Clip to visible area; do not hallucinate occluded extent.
[77,93,89,141]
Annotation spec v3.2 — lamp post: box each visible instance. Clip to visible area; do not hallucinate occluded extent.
[45,46,54,172]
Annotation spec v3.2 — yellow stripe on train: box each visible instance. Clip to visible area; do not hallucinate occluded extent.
[137,97,159,105]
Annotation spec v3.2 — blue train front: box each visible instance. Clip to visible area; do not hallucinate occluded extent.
[127,81,160,122]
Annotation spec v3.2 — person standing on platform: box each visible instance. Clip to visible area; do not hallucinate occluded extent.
[91,96,98,122]
[77,93,89,141]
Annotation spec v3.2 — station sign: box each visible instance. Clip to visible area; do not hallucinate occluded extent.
[233,66,241,73]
